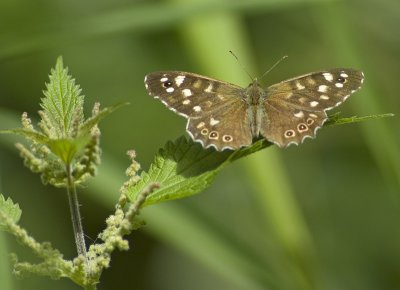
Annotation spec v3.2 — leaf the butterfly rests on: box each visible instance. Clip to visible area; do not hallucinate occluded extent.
[144,68,364,150]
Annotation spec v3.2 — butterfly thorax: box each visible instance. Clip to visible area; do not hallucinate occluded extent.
[244,79,266,105]
[243,79,267,137]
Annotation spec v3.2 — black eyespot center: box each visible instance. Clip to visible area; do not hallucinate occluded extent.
[223,135,232,142]
[299,124,307,130]
[163,80,173,88]
[336,77,346,83]
[285,130,294,137]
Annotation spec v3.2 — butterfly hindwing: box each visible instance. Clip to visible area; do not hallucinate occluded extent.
[186,101,252,150]
[261,101,327,147]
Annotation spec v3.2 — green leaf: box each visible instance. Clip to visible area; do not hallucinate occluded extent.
[127,113,391,206]
[0,128,50,144]
[324,112,395,126]
[127,136,271,206]
[0,57,126,186]
[126,136,226,206]
[0,195,22,231]
[40,56,84,139]
[47,136,90,164]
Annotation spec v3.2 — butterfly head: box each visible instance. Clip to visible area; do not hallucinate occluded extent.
[244,78,266,104]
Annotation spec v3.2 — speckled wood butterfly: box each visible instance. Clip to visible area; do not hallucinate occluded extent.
[144,68,364,150]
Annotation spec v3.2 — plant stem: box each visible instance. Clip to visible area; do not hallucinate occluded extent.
[66,163,87,259]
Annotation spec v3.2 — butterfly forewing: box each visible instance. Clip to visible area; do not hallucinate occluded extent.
[144,71,243,119]
[267,68,364,111]
[261,68,364,147]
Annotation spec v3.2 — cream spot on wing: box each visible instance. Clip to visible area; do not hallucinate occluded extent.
[182,89,192,97]
[193,106,202,112]
[296,82,305,90]
[323,73,334,82]
[182,99,191,105]
[205,83,213,93]
[319,95,329,100]
[166,87,174,93]
[294,111,304,118]
[310,101,319,107]
[160,77,168,82]
[197,122,205,128]
[340,72,349,78]
[318,85,328,93]
[175,75,185,87]
[210,117,220,126]
[335,82,344,88]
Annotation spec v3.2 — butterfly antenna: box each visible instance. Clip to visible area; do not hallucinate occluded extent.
[229,50,254,81]
[260,55,288,80]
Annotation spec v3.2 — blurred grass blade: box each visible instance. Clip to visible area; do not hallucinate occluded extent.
[314,5,400,189]
[0,233,14,290]
[0,0,336,60]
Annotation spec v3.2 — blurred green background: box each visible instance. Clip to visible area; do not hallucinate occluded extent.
[1,0,399,289]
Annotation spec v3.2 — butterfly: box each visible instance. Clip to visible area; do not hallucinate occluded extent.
[144,69,364,150]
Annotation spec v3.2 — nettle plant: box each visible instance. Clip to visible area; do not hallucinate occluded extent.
[0,57,390,290]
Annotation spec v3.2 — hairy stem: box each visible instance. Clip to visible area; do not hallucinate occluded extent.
[66,163,87,259]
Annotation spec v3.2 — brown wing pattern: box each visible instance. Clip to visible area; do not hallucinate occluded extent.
[144,71,242,119]
[261,101,327,147]
[145,71,252,150]
[261,68,364,147]
[186,100,252,150]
